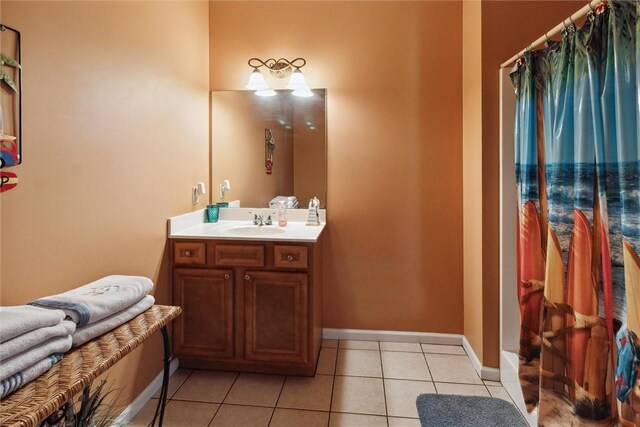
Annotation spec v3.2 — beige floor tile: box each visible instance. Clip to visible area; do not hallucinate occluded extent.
[421,344,466,355]
[172,370,237,403]
[380,342,422,353]
[128,398,159,426]
[209,404,272,427]
[316,347,338,375]
[388,417,422,427]
[381,352,431,381]
[322,339,339,348]
[435,382,490,396]
[329,412,387,427]
[224,373,285,407]
[425,354,482,384]
[384,379,435,418]
[160,400,219,426]
[331,376,386,416]
[487,385,515,404]
[270,409,330,427]
[335,349,382,377]
[152,368,192,399]
[277,374,334,411]
[338,339,379,350]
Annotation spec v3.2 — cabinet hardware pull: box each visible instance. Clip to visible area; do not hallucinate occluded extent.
[184,250,191,257]
[286,255,294,261]
[224,274,230,280]
[245,274,250,280]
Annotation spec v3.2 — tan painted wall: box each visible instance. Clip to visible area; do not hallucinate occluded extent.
[0,0,210,406]
[210,1,464,333]
[462,0,585,368]
[462,0,484,364]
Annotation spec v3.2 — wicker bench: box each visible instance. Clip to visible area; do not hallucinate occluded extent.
[0,305,181,427]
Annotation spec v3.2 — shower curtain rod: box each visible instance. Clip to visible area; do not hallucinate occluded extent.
[500,0,603,68]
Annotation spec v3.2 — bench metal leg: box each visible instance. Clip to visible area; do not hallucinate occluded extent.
[150,326,171,427]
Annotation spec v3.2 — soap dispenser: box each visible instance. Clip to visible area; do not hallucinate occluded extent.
[278,201,288,227]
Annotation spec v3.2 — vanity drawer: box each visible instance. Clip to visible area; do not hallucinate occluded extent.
[215,244,265,267]
[274,245,308,269]
[174,242,206,265]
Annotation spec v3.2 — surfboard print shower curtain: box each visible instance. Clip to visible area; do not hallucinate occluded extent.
[511,1,639,425]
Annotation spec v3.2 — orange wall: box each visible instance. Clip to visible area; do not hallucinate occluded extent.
[210,1,464,333]
[0,0,210,405]
[462,0,585,368]
[462,0,484,365]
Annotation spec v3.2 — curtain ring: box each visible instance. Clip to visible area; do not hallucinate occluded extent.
[544,33,550,45]
[569,16,575,29]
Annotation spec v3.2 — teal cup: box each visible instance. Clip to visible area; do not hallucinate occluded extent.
[206,204,220,222]
[216,202,229,208]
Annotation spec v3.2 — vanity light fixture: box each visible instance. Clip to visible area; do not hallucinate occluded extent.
[245,57,313,97]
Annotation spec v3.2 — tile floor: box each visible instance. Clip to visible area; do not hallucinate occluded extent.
[129,339,518,427]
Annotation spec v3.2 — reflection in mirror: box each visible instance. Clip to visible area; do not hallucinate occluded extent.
[211,89,326,209]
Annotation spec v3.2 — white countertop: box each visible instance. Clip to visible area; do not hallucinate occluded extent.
[168,208,326,243]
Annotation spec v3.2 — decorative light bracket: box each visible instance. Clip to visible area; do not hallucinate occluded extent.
[248,57,306,79]
[245,57,312,97]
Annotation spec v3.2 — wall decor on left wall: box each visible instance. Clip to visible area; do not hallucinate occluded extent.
[0,23,22,185]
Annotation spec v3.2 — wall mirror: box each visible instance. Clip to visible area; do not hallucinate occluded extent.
[211,89,326,208]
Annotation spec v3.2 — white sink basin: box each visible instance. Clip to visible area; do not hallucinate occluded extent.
[223,226,286,236]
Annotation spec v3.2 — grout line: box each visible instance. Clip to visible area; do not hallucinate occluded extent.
[377,346,390,427]
[167,368,194,400]
[207,371,241,426]
[421,351,435,385]
[268,375,287,426]
[326,344,338,427]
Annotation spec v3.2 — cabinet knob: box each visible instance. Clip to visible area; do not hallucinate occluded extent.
[184,250,191,257]
[286,255,294,262]
[224,274,230,280]
[245,274,250,280]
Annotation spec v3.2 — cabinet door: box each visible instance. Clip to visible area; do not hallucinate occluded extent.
[244,271,308,363]
[173,268,234,358]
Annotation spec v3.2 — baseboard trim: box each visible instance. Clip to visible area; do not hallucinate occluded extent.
[462,336,500,381]
[323,328,500,381]
[322,328,463,345]
[114,358,179,426]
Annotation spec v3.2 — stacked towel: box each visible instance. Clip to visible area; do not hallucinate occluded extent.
[0,275,155,399]
[0,354,63,399]
[0,306,75,399]
[0,305,66,343]
[30,275,154,327]
[72,294,155,346]
[269,195,299,209]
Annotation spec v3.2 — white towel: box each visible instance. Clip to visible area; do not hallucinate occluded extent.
[30,275,154,327]
[0,335,72,381]
[72,295,155,347]
[0,306,66,343]
[0,321,76,361]
[0,354,63,399]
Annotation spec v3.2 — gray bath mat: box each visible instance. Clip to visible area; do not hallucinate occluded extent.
[416,394,528,427]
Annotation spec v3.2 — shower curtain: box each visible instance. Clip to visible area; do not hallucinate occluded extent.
[511,1,639,425]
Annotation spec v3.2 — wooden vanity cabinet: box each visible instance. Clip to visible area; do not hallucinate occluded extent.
[170,238,323,376]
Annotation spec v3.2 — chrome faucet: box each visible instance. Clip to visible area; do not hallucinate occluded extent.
[250,212,274,226]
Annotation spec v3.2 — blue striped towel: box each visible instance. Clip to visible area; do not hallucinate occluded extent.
[0,354,63,399]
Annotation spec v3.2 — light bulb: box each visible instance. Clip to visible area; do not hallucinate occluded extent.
[287,69,308,90]
[292,88,313,97]
[245,69,269,90]
[255,89,277,97]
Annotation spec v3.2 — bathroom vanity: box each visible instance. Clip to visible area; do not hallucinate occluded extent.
[167,209,325,376]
